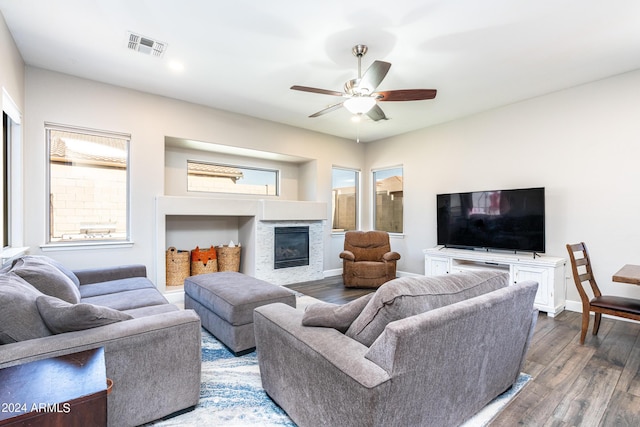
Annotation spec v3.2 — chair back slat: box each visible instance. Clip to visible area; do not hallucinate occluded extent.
[574,258,589,267]
[577,272,592,282]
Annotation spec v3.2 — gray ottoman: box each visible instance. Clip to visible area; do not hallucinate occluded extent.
[184,272,296,355]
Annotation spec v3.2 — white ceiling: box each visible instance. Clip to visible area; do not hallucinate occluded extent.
[1,0,639,142]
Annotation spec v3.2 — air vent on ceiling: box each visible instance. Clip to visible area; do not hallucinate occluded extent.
[127,32,166,57]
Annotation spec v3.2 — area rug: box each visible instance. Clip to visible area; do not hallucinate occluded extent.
[149,325,531,427]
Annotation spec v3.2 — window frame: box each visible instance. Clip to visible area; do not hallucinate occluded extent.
[331,166,360,233]
[1,88,25,260]
[186,159,280,196]
[44,123,132,247]
[2,112,10,249]
[372,165,404,234]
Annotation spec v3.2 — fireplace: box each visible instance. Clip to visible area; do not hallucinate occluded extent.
[274,226,309,269]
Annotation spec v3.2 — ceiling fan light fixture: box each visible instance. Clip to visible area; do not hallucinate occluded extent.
[344,97,376,114]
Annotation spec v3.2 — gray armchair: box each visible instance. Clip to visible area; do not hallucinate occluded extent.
[254,274,538,427]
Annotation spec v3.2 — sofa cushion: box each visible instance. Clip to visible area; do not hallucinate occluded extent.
[302,293,374,333]
[36,295,134,334]
[345,271,509,346]
[121,304,180,318]
[11,256,81,304]
[79,276,155,298]
[0,273,52,344]
[81,288,169,311]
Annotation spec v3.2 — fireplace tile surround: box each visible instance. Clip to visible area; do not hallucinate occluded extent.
[155,196,327,291]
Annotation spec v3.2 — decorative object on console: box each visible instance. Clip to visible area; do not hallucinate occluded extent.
[566,242,640,344]
[340,230,400,288]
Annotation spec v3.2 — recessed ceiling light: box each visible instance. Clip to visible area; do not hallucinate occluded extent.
[168,61,184,72]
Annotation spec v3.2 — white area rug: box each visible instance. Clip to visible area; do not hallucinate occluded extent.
[150,296,531,426]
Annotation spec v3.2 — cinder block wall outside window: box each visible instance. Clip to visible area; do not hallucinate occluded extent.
[50,164,126,239]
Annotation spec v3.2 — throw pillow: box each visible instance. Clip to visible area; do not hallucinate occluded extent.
[0,273,52,344]
[36,295,134,334]
[302,293,374,333]
[14,255,80,287]
[11,256,81,304]
[345,270,509,347]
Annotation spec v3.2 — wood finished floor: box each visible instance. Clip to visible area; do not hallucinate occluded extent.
[286,277,640,426]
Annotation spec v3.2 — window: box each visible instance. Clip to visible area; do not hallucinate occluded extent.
[2,112,10,248]
[332,167,358,232]
[46,124,130,243]
[373,166,403,233]
[187,160,278,196]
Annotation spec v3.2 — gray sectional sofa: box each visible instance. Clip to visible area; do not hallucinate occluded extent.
[0,255,201,427]
[255,271,539,427]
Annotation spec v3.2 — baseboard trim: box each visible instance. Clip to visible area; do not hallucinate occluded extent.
[397,270,421,278]
[565,300,581,313]
[323,269,342,278]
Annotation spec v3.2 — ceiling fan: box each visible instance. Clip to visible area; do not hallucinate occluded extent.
[291,44,437,121]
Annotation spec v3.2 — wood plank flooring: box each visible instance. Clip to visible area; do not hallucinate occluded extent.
[286,277,640,426]
[286,275,374,305]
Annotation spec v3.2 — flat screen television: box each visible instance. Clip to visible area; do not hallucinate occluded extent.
[437,187,545,253]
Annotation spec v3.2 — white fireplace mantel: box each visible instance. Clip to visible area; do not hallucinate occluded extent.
[155,196,327,290]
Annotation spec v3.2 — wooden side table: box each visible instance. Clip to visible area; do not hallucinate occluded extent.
[0,347,110,427]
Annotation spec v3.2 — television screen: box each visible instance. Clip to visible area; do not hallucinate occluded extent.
[437,187,545,253]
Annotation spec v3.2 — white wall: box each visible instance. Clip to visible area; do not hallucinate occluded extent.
[23,67,365,281]
[365,69,640,306]
[0,13,23,108]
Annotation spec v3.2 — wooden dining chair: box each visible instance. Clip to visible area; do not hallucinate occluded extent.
[566,242,640,344]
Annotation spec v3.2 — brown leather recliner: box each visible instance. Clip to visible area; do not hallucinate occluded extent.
[339,230,401,288]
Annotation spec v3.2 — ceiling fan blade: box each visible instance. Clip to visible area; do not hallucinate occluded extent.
[291,85,345,97]
[375,89,437,101]
[309,102,344,118]
[357,60,391,93]
[366,104,387,121]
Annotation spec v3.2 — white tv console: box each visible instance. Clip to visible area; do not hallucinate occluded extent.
[423,247,566,317]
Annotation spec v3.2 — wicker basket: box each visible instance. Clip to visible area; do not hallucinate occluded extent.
[190,246,218,275]
[166,247,190,286]
[217,245,241,272]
